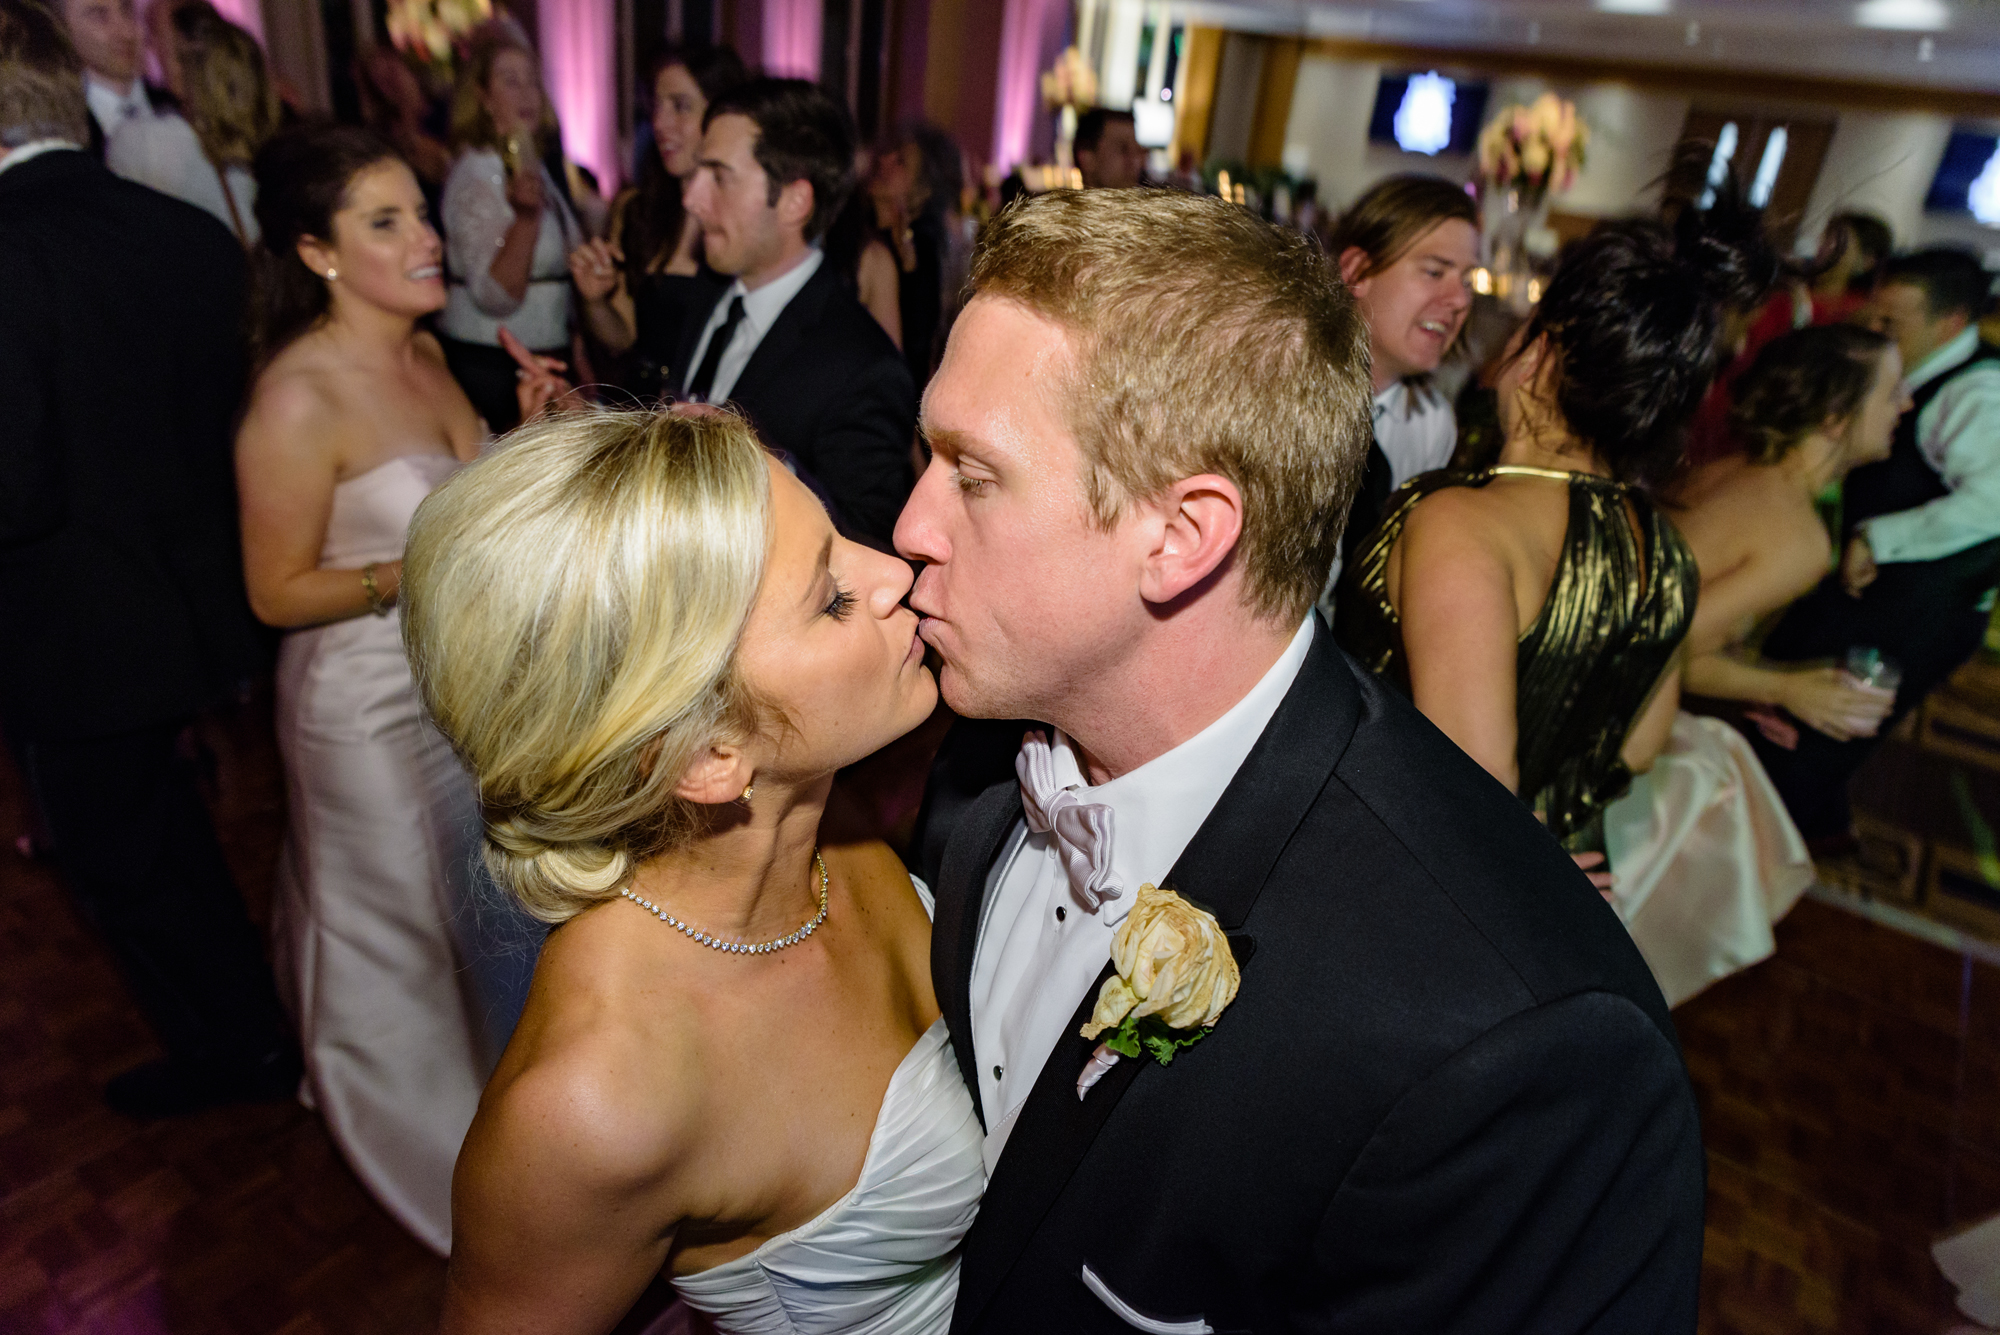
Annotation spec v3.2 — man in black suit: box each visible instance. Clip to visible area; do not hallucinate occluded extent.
[677,77,916,545]
[55,0,161,155]
[0,0,296,1117]
[897,189,1703,1332]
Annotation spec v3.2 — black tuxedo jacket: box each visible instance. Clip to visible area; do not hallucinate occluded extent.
[0,150,267,741]
[929,622,1704,1333]
[675,261,916,543]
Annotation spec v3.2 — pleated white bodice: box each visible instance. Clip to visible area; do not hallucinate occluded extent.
[670,1016,985,1334]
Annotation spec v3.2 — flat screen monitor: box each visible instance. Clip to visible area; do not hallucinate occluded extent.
[1366,71,1489,158]
[1925,127,2000,225]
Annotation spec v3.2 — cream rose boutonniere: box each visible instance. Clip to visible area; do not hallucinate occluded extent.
[1075,883,1241,1097]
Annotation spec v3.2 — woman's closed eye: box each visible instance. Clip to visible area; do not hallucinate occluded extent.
[824,581,857,621]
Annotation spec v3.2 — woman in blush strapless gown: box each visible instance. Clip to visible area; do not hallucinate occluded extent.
[404,408,979,1335]
[236,125,568,1255]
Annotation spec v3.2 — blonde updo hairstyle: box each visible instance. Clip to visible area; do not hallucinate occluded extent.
[401,408,774,923]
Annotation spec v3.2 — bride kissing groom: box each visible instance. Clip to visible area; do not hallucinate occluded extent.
[416,188,1702,1334]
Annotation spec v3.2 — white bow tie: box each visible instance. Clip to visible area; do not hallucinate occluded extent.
[1015,730,1122,913]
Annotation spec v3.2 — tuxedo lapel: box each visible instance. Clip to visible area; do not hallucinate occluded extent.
[954,620,1361,1329]
[931,779,1024,1130]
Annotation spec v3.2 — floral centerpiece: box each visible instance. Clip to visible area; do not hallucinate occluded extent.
[386,0,492,73]
[1040,45,1099,112]
[1039,46,1099,180]
[1476,92,1587,206]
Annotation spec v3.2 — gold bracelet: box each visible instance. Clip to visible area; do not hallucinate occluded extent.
[360,562,390,616]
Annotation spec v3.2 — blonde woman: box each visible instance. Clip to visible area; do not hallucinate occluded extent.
[436,20,585,433]
[107,0,274,243]
[402,408,980,1334]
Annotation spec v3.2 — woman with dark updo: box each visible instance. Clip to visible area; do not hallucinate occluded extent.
[1599,323,1906,1006]
[1336,201,1781,881]
[236,124,564,1255]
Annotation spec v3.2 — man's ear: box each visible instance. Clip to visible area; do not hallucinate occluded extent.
[1136,474,1245,607]
[776,176,815,234]
[674,743,755,806]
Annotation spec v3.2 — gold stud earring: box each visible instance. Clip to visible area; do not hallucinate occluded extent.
[739,784,755,805]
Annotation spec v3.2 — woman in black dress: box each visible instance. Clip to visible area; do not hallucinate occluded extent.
[570,44,747,398]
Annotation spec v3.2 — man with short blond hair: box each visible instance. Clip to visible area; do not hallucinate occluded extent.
[903,188,1702,1332]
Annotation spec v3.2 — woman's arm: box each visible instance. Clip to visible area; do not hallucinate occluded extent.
[571,192,638,353]
[1396,492,1524,791]
[445,153,541,316]
[235,375,396,628]
[1620,655,1683,776]
[1686,652,1893,741]
[440,1046,690,1334]
[856,237,903,351]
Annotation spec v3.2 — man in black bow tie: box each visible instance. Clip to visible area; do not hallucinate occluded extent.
[897,189,1703,1334]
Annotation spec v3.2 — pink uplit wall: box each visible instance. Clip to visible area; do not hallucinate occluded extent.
[140,0,262,77]
[209,0,262,44]
[762,0,821,79]
[539,0,619,192]
[991,0,1066,171]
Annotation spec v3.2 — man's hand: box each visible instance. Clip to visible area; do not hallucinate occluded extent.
[1841,532,1878,597]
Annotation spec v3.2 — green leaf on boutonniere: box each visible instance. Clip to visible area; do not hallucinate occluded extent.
[1103,1012,1214,1067]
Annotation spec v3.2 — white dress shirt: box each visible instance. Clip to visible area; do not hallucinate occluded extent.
[968,617,1315,1175]
[84,72,152,140]
[106,113,258,242]
[681,246,825,404]
[1374,379,1458,491]
[0,139,80,178]
[1862,327,2000,565]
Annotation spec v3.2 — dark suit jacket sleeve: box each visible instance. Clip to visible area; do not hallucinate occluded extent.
[1306,990,1703,1334]
[0,244,65,546]
[809,350,916,545]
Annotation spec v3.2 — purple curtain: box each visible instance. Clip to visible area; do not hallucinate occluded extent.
[992,0,1065,171]
[540,0,619,192]
[762,0,821,79]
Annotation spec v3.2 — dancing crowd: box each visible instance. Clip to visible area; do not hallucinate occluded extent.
[6,0,2000,1328]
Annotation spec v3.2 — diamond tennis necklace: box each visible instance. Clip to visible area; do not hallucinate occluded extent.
[619,849,829,956]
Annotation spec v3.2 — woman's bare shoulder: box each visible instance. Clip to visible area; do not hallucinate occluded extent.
[239,345,345,455]
[823,840,930,917]
[467,933,705,1201]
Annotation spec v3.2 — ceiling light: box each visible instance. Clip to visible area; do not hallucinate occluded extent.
[1855,0,1950,31]
[1595,0,1671,13]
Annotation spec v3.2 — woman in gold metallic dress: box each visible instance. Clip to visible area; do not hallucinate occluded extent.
[1336,208,1779,871]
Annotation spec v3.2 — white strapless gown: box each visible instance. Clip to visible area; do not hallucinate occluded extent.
[270,454,490,1256]
[671,888,984,1334]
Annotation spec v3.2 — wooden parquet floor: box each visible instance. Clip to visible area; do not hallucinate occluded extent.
[0,705,1993,1333]
[0,710,446,1334]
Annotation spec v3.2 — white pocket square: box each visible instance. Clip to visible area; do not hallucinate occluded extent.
[1080,1263,1215,1334]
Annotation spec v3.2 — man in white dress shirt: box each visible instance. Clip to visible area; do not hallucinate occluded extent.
[1317,174,1480,609]
[903,188,1703,1334]
[1757,247,2000,842]
[675,77,915,543]
[57,0,153,146]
